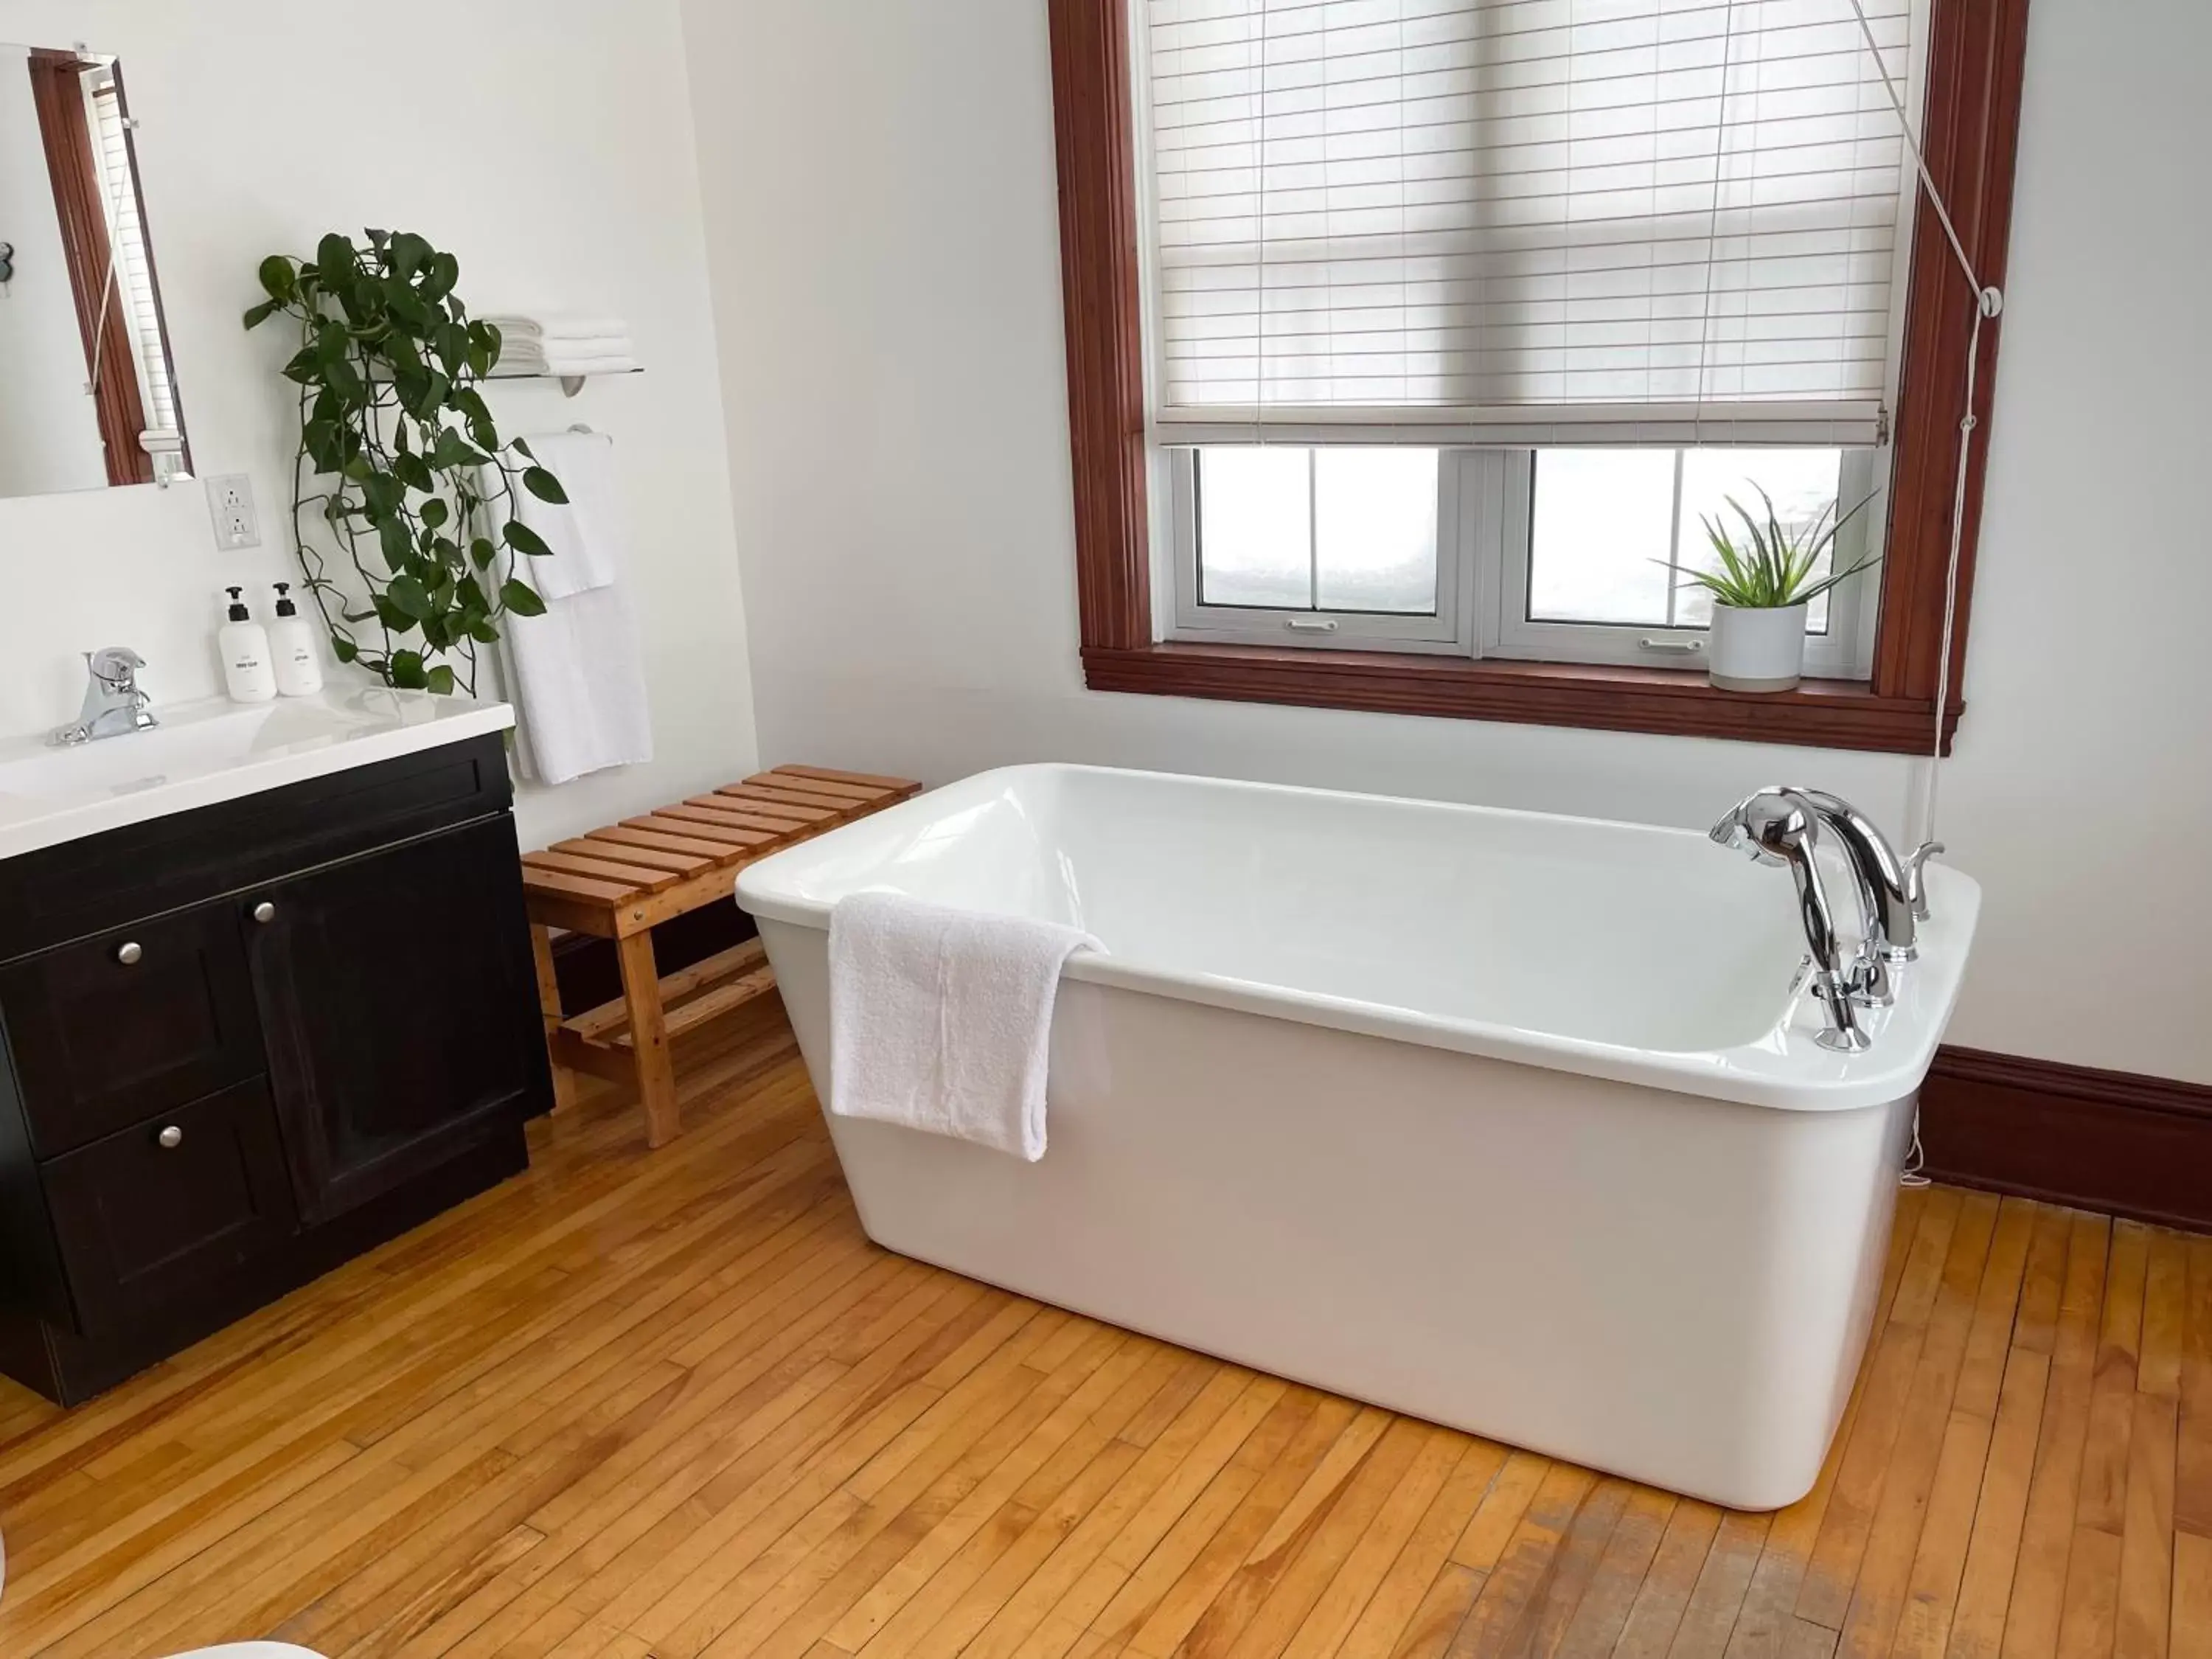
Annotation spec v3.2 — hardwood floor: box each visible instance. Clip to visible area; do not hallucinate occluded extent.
[0,1003,2205,1659]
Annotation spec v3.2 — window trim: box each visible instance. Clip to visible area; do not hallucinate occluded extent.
[1046,0,2031,756]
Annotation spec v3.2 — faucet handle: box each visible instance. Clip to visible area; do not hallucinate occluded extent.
[1905,841,1945,922]
[86,646,146,686]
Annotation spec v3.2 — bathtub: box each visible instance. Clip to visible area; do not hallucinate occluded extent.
[735,764,1979,1509]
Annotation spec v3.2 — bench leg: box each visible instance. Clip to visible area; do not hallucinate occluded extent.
[617,930,681,1148]
[529,924,579,1115]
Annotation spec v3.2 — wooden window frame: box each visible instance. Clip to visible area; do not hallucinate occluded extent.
[1047,0,2031,756]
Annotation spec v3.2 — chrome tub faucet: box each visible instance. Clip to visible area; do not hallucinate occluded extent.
[51,647,157,746]
[1709,787,1870,1052]
[1711,786,1945,1053]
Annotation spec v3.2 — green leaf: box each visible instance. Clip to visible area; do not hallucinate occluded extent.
[419,497,449,529]
[243,298,281,330]
[421,251,459,305]
[522,467,568,506]
[511,436,535,462]
[330,634,359,664]
[499,578,547,618]
[257,255,296,301]
[425,664,457,696]
[376,517,413,570]
[384,574,434,620]
[389,650,430,690]
[316,232,358,285]
[502,519,553,560]
[470,537,498,569]
[389,231,432,282]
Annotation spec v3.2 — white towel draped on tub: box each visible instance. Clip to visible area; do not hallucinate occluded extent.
[492,431,652,785]
[827,892,1102,1161]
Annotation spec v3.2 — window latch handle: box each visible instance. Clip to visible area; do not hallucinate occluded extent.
[1285,617,1339,633]
[1637,636,1704,655]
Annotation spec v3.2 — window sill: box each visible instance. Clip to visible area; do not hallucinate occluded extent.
[1081,642,1960,756]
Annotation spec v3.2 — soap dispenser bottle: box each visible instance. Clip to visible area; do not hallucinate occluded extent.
[267,581,324,697]
[219,587,277,703]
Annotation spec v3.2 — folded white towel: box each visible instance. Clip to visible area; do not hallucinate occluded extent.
[504,430,625,599]
[537,351,639,377]
[483,313,629,343]
[496,344,637,377]
[828,892,1101,1162]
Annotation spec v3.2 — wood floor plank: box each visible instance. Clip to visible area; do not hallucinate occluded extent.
[0,1017,2205,1659]
[2003,1212,2116,1659]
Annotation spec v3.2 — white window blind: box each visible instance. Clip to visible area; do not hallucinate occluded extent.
[1143,0,1916,445]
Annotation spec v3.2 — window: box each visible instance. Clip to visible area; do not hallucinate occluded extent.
[1046,0,2028,753]
[1173,441,1882,677]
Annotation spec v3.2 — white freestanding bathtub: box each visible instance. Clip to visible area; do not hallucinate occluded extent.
[736,764,1979,1509]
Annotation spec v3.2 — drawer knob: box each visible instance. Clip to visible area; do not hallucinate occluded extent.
[156,1124,183,1150]
[115,940,142,966]
[251,900,276,925]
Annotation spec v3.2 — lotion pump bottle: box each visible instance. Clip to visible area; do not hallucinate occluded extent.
[218,587,277,703]
[267,582,324,697]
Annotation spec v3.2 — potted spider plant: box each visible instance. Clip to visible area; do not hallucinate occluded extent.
[1682,486,1879,692]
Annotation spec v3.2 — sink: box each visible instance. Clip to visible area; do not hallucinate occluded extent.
[0,686,514,861]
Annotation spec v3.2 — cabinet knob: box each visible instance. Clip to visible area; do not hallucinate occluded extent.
[251,900,276,925]
[156,1124,183,1150]
[115,940,142,965]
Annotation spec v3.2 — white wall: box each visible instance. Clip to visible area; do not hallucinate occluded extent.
[0,0,759,848]
[686,0,2212,1086]
[0,43,106,497]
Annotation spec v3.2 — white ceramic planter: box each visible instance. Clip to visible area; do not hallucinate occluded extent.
[1708,602,1809,692]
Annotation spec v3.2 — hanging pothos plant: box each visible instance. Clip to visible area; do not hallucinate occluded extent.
[243,229,563,694]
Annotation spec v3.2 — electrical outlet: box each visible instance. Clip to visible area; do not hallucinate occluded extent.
[204,473,260,550]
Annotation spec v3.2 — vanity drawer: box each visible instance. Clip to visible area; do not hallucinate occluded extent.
[41,1078,299,1338]
[0,897,264,1156]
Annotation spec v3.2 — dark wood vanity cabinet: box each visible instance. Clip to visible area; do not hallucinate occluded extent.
[0,733,550,1404]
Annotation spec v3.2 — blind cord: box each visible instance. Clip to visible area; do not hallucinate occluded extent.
[1843,0,2003,1190]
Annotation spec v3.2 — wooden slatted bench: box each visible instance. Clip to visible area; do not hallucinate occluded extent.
[521,765,922,1147]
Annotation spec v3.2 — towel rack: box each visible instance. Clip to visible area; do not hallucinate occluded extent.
[484,366,645,400]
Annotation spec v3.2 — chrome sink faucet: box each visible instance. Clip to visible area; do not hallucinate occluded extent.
[51,647,157,746]
[1711,786,1944,1050]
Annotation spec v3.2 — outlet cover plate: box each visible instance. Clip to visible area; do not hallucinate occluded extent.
[204,473,260,550]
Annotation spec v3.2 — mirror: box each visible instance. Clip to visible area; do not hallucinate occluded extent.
[0,44,189,499]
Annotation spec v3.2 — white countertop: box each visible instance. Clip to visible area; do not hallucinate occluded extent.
[0,686,515,862]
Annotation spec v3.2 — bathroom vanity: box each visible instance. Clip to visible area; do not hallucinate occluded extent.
[0,689,550,1404]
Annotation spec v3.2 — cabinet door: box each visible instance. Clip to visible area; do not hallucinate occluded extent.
[244,817,544,1224]
[42,1077,299,1336]
[0,900,264,1156]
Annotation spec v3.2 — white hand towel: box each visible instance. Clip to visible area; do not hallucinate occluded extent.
[506,429,625,599]
[490,436,651,785]
[828,892,1101,1162]
[497,580,653,785]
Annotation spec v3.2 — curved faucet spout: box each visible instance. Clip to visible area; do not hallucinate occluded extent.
[1710,788,1871,1053]
[1790,789,1918,964]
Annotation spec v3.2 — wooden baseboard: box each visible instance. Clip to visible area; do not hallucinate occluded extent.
[1921,1046,2212,1233]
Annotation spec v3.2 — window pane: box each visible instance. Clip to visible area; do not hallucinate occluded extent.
[1528,451,1676,624]
[1677,451,1846,632]
[1197,448,1310,609]
[1314,449,1439,614]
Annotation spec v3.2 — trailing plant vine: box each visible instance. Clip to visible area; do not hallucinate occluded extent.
[243,229,564,693]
